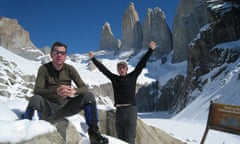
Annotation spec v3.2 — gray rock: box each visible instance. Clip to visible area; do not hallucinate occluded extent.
[53,119,82,144]
[18,131,65,144]
[98,109,185,144]
[118,2,142,58]
[172,0,209,63]
[0,17,43,60]
[99,22,120,51]
[142,7,173,59]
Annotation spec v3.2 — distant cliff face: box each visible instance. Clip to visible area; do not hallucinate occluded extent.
[170,0,240,112]
[99,22,120,51]
[188,0,240,76]
[142,7,173,60]
[152,0,240,112]
[172,0,209,63]
[100,2,173,61]
[0,17,43,60]
[117,2,142,58]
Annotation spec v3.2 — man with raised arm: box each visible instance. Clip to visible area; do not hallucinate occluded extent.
[89,41,156,144]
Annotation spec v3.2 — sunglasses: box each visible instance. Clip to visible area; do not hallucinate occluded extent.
[52,50,66,55]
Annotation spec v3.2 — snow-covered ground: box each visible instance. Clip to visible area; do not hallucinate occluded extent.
[0,40,240,144]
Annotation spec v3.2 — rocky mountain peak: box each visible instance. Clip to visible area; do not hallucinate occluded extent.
[118,2,142,58]
[172,0,209,63]
[142,6,172,60]
[99,22,120,51]
[0,17,43,60]
[98,2,174,60]
[0,17,34,49]
[171,0,240,112]
[128,2,137,15]
[153,7,165,19]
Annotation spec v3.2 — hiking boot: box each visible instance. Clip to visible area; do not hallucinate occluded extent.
[22,107,35,120]
[88,128,109,144]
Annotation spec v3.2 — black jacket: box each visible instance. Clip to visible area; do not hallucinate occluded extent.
[92,49,153,106]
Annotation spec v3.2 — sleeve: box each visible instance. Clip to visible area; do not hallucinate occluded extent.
[132,48,153,76]
[34,65,58,98]
[91,57,115,79]
[69,65,88,95]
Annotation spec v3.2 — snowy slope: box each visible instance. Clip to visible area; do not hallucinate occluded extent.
[0,40,240,144]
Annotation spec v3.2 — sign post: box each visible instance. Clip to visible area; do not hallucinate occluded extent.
[201,101,240,144]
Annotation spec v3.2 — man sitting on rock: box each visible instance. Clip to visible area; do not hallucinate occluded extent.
[23,41,108,144]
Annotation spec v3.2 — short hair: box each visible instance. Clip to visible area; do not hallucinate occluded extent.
[51,41,68,52]
[117,61,128,68]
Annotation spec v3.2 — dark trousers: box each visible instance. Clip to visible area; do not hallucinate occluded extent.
[25,92,98,126]
[116,105,137,144]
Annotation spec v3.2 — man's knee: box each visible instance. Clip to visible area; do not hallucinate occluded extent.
[28,95,45,107]
[29,95,44,102]
[24,95,46,119]
[80,92,96,104]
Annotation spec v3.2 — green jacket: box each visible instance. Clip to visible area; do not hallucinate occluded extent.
[34,62,88,100]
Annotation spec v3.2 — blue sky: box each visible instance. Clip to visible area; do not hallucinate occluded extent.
[1,0,179,54]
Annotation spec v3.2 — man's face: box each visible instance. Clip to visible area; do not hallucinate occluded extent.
[50,46,67,65]
[117,64,128,76]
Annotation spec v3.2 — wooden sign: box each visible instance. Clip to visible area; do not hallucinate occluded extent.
[209,102,240,134]
[201,101,240,144]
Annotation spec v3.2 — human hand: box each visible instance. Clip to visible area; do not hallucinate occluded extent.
[57,85,76,98]
[88,51,95,59]
[149,41,157,50]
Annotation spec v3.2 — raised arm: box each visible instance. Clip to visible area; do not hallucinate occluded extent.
[89,51,114,79]
[133,41,156,76]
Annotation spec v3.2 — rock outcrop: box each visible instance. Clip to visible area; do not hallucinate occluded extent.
[188,0,240,77]
[172,0,209,63]
[39,46,51,55]
[99,22,120,51]
[0,17,43,60]
[20,109,185,144]
[19,131,65,144]
[19,120,81,144]
[136,118,185,144]
[98,109,185,144]
[171,0,240,112]
[156,74,185,111]
[142,7,173,60]
[118,2,142,58]
[136,82,159,112]
[0,55,35,99]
